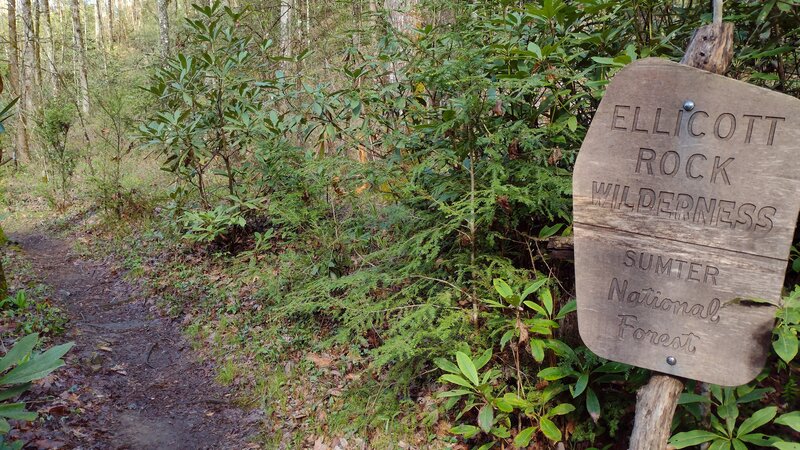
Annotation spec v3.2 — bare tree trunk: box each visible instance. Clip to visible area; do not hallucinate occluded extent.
[106,0,113,43]
[70,0,89,114]
[7,0,31,163]
[94,0,103,46]
[21,0,40,114]
[629,375,684,450]
[384,0,419,35]
[156,0,169,58]
[383,0,418,83]
[279,0,291,58]
[41,0,59,94]
[34,0,43,88]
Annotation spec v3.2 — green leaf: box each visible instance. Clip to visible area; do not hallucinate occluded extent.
[567,115,578,132]
[0,418,8,433]
[543,339,576,359]
[439,374,473,389]
[538,224,562,239]
[537,366,571,381]
[492,279,514,299]
[773,442,800,450]
[731,439,747,450]
[513,426,536,448]
[526,42,542,59]
[476,443,494,450]
[708,439,731,450]
[573,373,589,397]
[433,358,459,374]
[450,424,480,438]
[0,403,37,421]
[478,404,494,433]
[521,278,548,301]
[494,398,513,413]
[456,352,479,386]
[0,342,74,385]
[530,339,545,363]
[669,431,722,448]
[474,349,492,371]
[549,403,575,416]
[0,334,39,373]
[775,411,800,432]
[0,383,31,401]
[500,329,515,349]
[435,389,472,398]
[555,299,576,319]
[679,393,711,404]
[739,434,781,446]
[773,325,798,363]
[523,301,547,316]
[737,406,777,437]
[539,417,561,441]
[586,387,601,422]
[540,288,553,316]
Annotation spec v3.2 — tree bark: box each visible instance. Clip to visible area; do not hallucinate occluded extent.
[94,0,104,46]
[21,0,39,113]
[279,0,291,58]
[156,0,169,58]
[8,0,31,162]
[70,0,90,114]
[629,375,684,450]
[33,0,43,88]
[106,0,113,43]
[679,22,734,74]
[41,0,59,95]
[384,0,419,35]
[383,0,418,83]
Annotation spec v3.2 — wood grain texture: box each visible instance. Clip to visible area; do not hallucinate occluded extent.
[629,375,684,450]
[680,22,734,74]
[572,58,800,386]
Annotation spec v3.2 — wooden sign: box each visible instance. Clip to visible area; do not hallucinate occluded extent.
[573,58,800,386]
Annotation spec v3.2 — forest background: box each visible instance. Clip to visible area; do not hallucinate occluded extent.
[0,0,798,448]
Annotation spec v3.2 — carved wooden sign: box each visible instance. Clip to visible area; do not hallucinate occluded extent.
[573,58,800,386]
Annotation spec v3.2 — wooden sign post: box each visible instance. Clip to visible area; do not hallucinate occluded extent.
[572,10,800,449]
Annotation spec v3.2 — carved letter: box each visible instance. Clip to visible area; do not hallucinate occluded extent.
[743,114,761,144]
[612,105,630,131]
[713,113,736,140]
[636,148,656,175]
[686,154,706,180]
[765,116,786,145]
[711,156,734,185]
[688,111,709,137]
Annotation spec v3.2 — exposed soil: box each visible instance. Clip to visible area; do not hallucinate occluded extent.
[10,234,260,449]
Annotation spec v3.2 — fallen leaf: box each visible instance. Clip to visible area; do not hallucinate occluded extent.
[306,353,335,369]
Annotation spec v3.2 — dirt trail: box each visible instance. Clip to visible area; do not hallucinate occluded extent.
[15,234,259,449]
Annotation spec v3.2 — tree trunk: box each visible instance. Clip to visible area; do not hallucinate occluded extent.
[33,0,43,89]
[383,0,418,83]
[70,0,89,114]
[41,0,59,95]
[94,0,104,47]
[21,0,39,116]
[8,0,31,163]
[629,375,684,450]
[384,0,419,35]
[106,0,113,43]
[156,0,169,58]
[279,0,291,58]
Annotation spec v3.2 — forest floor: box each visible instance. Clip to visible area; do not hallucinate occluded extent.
[7,232,261,449]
